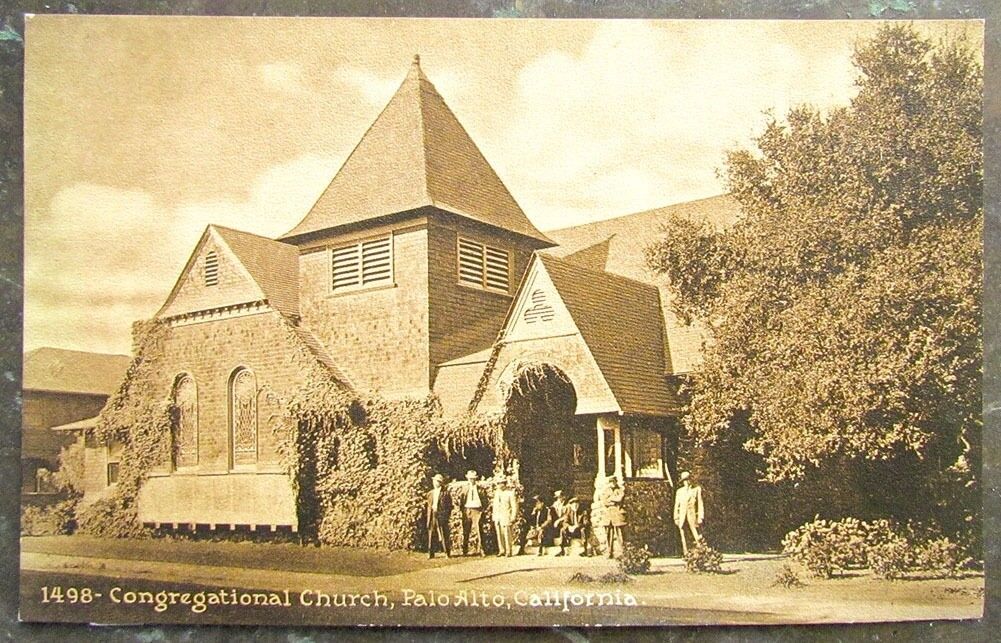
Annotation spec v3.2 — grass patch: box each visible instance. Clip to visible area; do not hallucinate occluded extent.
[21,535,461,577]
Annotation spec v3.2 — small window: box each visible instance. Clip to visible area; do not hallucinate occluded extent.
[107,461,120,485]
[204,250,219,286]
[331,236,393,291]
[458,237,510,293]
[625,426,666,479]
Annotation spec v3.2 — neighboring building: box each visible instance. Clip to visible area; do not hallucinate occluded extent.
[21,347,130,496]
[80,56,742,540]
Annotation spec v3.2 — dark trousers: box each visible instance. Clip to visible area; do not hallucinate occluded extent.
[427,515,450,556]
[559,524,590,553]
[461,508,484,555]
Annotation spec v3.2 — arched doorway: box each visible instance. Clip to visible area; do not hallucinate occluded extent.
[498,361,583,504]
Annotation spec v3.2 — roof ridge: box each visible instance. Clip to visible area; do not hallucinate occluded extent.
[414,54,433,208]
[281,69,417,240]
[547,193,736,234]
[538,251,659,293]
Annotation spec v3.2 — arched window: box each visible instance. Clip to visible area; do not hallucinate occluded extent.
[172,374,198,468]
[230,368,258,466]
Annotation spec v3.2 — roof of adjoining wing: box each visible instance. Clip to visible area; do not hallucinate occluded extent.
[23,347,131,396]
[547,194,742,374]
[536,254,676,416]
[281,55,552,246]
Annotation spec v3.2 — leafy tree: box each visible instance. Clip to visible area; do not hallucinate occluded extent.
[646,25,981,534]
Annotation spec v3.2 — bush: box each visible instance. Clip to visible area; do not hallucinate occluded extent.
[568,571,633,585]
[910,537,971,579]
[783,517,974,580]
[21,500,77,536]
[781,517,896,578]
[684,542,723,574]
[76,497,148,539]
[867,536,911,580]
[772,563,805,588]
[617,543,652,575]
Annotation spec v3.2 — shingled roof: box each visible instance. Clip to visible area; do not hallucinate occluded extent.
[213,226,300,317]
[548,194,742,373]
[158,225,300,319]
[282,55,552,245]
[537,254,676,416]
[23,347,131,396]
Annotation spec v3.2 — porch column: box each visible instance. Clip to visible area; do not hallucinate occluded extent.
[611,415,623,479]
[596,414,623,480]
[596,417,606,479]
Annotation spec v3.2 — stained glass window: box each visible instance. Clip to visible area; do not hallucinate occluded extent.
[230,368,258,465]
[173,374,198,468]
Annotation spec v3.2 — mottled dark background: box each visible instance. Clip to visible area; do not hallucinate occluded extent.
[0,1,996,640]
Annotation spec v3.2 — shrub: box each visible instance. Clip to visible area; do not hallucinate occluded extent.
[910,537,971,579]
[867,536,911,580]
[781,517,896,578]
[568,571,633,584]
[772,563,805,588]
[684,542,724,574]
[76,497,149,539]
[617,542,651,575]
[783,517,974,580]
[21,499,77,536]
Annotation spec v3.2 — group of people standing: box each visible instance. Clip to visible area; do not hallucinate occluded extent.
[424,468,706,559]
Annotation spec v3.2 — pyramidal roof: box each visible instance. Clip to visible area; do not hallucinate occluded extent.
[281,55,552,245]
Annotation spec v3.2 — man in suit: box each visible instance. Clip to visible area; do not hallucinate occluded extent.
[425,473,452,559]
[460,470,487,557]
[673,471,705,555]
[491,477,519,557]
[554,496,590,557]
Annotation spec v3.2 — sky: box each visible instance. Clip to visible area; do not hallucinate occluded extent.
[23,16,982,356]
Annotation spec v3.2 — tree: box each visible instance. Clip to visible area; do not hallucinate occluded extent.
[646,25,982,534]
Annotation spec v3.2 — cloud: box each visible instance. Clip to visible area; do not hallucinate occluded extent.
[499,21,861,229]
[331,66,400,107]
[24,154,338,354]
[259,61,309,94]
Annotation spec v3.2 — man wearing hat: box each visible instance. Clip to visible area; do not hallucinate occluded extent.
[554,496,590,557]
[673,471,704,555]
[491,477,519,557]
[527,495,553,556]
[460,470,487,557]
[425,473,452,559]
[597,476,627,559]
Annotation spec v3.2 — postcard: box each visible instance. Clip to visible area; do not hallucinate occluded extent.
[18,15,984,626]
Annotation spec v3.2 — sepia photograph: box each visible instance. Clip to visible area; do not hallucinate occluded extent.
[17,15,984,627]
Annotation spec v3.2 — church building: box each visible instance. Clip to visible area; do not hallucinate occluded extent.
[80,56,740,542]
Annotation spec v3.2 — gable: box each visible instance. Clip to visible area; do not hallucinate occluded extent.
[157,228,267,319]
[504,261,577,342]
[538,254,677,416]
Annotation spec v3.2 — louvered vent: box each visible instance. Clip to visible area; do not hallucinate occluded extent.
[332,236,393,291]
[457,237,509,293]
[523,289,554,324]
[204,250,219,287]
